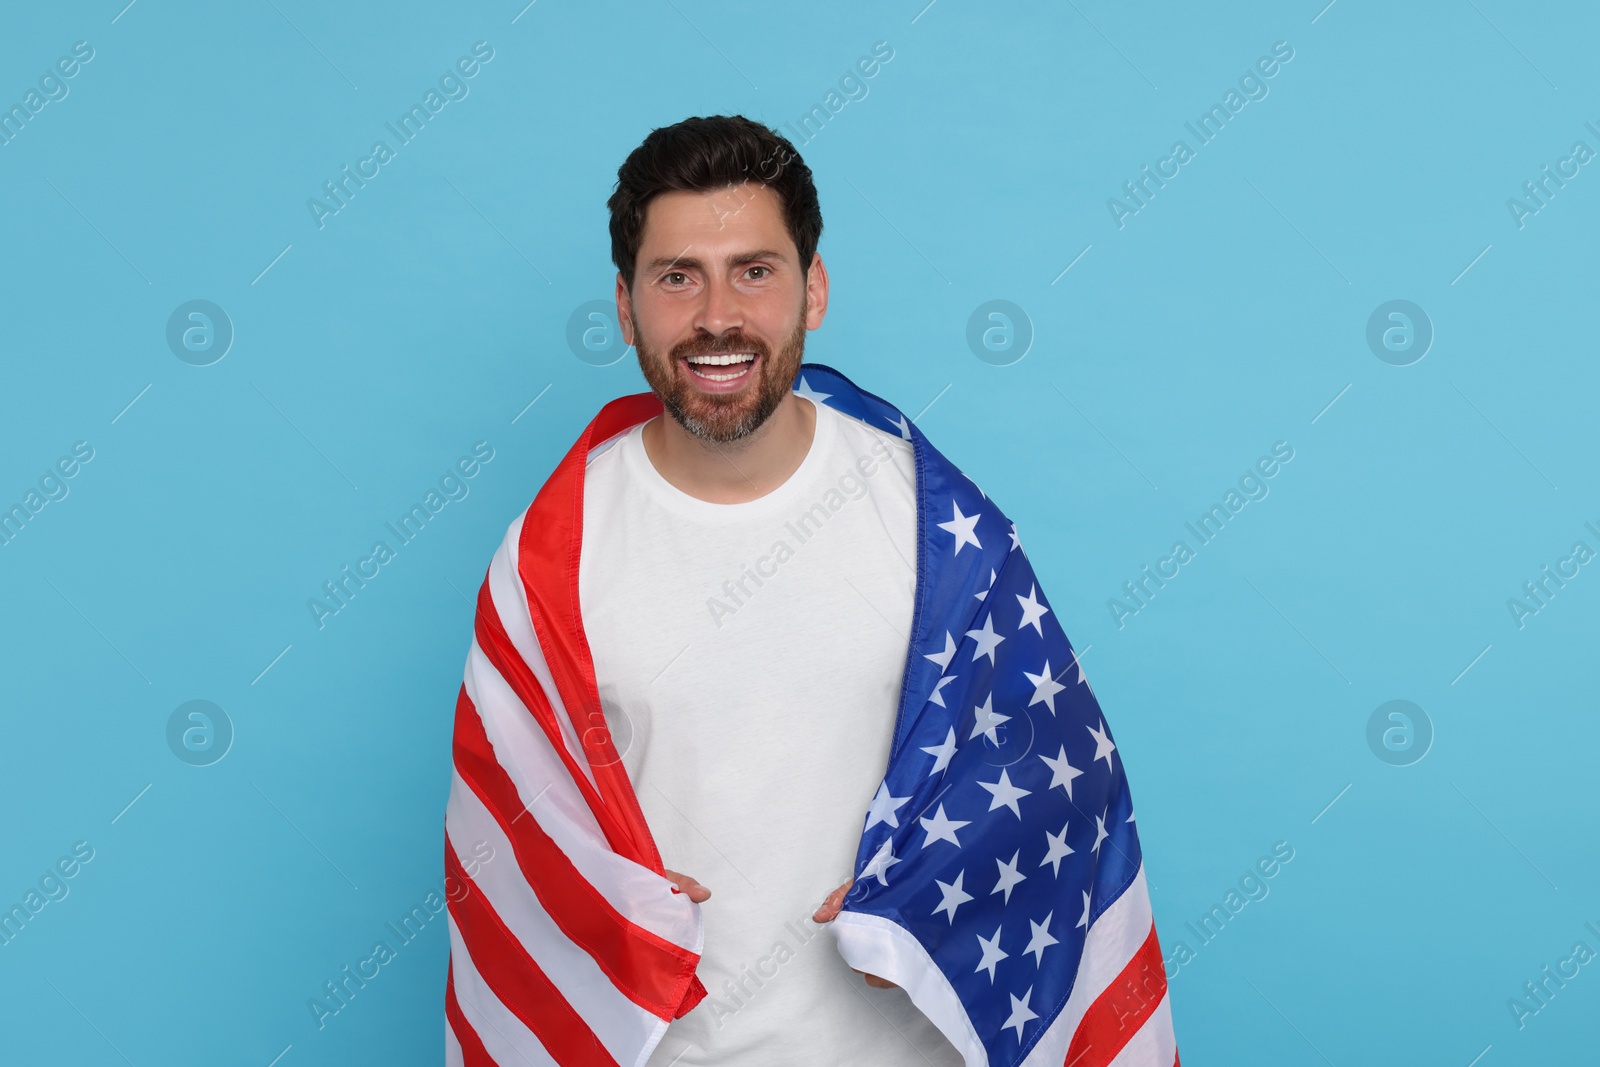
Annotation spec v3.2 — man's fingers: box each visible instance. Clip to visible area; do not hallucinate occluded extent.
[668,872,887,985]
[818,880,895,985]
[811,878,852,923]
[662,868,711,902]
[851,967,898,989]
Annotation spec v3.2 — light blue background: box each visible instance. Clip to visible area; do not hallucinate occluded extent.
[2,1,1596,1063]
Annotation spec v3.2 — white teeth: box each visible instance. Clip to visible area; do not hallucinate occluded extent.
[686,353,756,366]
[691,363,752,382]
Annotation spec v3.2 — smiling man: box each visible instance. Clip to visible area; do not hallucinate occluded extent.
[590,116,958,1063]
[614,145,827,504]
[441,115,1175,1067]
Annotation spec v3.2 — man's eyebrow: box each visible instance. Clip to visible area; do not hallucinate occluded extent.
[641,249,790,274]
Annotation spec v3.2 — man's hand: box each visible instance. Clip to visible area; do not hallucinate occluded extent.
[813,879,898,989]
[663,868,711,903]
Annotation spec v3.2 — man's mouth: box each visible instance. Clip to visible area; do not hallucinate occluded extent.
[683,352,758,383]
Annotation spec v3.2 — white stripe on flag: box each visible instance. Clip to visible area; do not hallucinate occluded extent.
[487,512,597,792]
[462,636,604,839]
[461,637,703,949]
[446,913,561,1066]
[1108,990,1176,1067]
[1018,864,1157,1066]
[828,910,988,1064]
[446,774,669,1061]
[445,1011,464,1066]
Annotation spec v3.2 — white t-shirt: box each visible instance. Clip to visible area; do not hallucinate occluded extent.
[579,394,965,1067]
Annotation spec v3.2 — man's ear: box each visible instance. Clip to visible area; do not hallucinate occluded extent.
[803,253,829,330]
[615,272,634,346]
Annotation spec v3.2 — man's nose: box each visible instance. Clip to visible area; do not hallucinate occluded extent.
[695,275,745,339]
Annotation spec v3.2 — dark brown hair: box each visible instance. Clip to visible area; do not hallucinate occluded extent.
[607,115,822,290]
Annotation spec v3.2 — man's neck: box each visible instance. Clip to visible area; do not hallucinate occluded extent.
[640,393,817,504]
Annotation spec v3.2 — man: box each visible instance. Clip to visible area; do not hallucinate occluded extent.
[442,115,1175,1067]
[590,115,959,1063]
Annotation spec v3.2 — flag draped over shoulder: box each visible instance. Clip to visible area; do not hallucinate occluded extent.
[817,367,1178,1067]
[442,362,1177,1066]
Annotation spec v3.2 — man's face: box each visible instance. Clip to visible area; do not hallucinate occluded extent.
[617,182,827,445]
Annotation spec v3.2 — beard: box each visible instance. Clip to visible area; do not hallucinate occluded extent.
[631,297,808,445]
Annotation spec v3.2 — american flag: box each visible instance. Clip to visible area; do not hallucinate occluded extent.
[442,362,1177,1065]
[815,366,1179,1066]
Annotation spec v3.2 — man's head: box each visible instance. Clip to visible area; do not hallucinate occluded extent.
[608,115,828,445]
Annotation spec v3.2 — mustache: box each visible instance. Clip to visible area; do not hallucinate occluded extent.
[671,332,770,360]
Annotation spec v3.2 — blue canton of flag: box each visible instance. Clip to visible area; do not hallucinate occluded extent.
[797,364,1177,1067]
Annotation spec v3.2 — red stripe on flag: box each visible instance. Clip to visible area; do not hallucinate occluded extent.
[1064,921,1169,1067]
[516,391,670,869]
[473,582,634,857]
[452,685,704,1020]
[445,839,622,1067]
[444,961,495,1067]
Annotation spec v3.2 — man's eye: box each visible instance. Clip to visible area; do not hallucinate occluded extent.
[664,272,687,285]
[747,266,769,280]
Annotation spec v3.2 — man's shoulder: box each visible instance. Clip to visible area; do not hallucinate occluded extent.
[821,399,913,460]
[583,419,637,471]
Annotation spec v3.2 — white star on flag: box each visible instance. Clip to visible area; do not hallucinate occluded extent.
[933,870,974,925]
[920,803,971,848]
[1040,822,1074,876]
[860,838,901,886]
[1003,986,1039,1039]
[1091,812,1109,855]
[920,726,958,775]
[1015,583,1050,635]
[991,851,1027,903]
[978,768,1031,818]
[965,614,1005,665]
[1069,647,1094,692]
[968,694,1011,744]
[937,501,982,555]
[1023,659,1068,715]
[1024,913,1060,966]
[975,925,1008,982]
[1038,745,1084,800]
[793,375,832,405]
[1087,718,1116,771]
[864,783,911,830]
[924,631,958,671]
